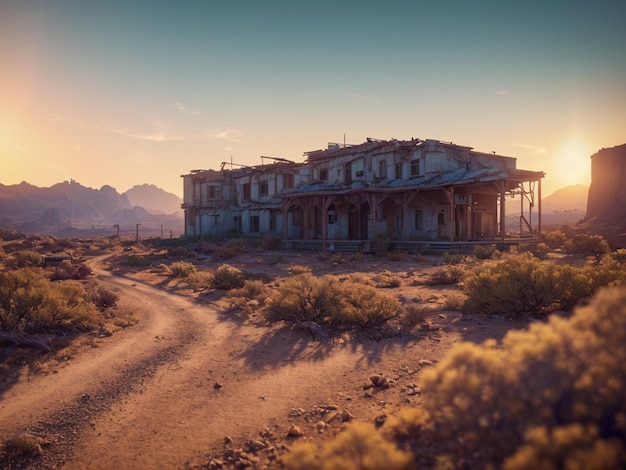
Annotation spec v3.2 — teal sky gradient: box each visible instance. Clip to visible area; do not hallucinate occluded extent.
[2,0,625,197]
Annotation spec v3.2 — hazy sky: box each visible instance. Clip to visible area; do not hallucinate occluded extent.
[2,0,624,197]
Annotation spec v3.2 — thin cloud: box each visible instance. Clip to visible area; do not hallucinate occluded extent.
[58,115,240,142]
[175,101,203,116]
[201,129,243,142]
[495,90,510,96]
[346,92,379,104]
[14,144,26,153]
[514,143,547,155]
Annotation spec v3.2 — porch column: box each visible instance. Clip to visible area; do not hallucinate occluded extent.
[370,193,377,241]
[322,196,329,253]
[303,197,309,240]
[448,188,454,242]
[538,179,542,241]
[499,181,506,243]
[282,201,288,240]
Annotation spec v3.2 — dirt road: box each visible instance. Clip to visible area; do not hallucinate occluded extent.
[0,255,489,468]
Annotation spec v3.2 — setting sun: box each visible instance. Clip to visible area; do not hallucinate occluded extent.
[549,138,593,190]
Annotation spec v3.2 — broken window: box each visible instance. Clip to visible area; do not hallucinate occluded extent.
[250,215,260,232]
[242,183,251,201]
[282,174,294,189]
[410,159,422,177]
[259,181,268,197]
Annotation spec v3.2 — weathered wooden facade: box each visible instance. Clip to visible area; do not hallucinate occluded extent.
[182,138,544,250]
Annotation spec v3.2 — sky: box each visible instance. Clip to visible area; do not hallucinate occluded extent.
[1,0,625,198]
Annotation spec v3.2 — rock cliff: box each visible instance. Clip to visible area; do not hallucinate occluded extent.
[585,144,626,224]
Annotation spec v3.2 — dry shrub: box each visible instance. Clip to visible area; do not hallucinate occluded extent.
[215,239,247,259]
[443,290,466,310]
[387,250,408,261]
[295,287,626,470]
[0,435,42,466]
[289,264,312,275]
[265,273,401,330]
[228,279,265,300]
[463,253,625,318]
[283,422,411,470]
[564,233,610,256]
[9,250,43,268]
[542,230,568,250]
[168,245,189,258]
[463,254,587,317]
[443,252,464,265]
[402,304,426,328]
[168,260,196,278]
[373,271,401,288]
[91,286,119,311]
[265,274,341,323]
[427,266,464,286]
[472,244,500,260]
[187,270,213,290]
[612,248,626,263]
[345,272,372,286]
[49,262,92,281]
[340,283,402,328]
[0,269,101,333]
[210,264,246,289]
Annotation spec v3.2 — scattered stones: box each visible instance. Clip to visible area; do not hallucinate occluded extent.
[374,414,387,427]
[287,425,304,437]
[246,439,267,451]
[406,384,421,396]
[369,375,390,388]
[341,410,354,422]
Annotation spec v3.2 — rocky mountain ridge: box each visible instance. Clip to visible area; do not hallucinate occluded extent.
[0,180,182,236]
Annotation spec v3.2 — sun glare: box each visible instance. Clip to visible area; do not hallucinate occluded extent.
[552,139,592,188]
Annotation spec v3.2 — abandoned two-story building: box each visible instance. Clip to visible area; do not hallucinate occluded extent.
[181,138,544,251]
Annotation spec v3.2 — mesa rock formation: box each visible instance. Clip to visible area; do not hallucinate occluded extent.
[585,143,626,224]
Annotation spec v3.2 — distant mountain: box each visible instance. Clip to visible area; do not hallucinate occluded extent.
[540,184,588,225]
[0,180,182,236]
[542,184,588,212]
[124,184,182,215]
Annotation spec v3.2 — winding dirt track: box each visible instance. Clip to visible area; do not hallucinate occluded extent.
[3,255,460,469]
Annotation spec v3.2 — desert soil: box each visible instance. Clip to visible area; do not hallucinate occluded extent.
[0,249,528,469]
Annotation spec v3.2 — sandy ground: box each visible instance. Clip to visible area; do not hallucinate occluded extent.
[0,249,528,469]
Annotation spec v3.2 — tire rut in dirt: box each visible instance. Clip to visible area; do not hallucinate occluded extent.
[6,330,199,470]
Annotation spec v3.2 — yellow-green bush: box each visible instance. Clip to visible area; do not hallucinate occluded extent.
[462,253,594,317]
[210,264,246,290]
[215,239,247,259]
[289,287,626,469]
[228,279,265,300]
[0,269,101,333]
[265,274,342,324]
[9,250,43,268]
[340,284,402,328]
[414,286,626,469]
[564,233,610,256]
[542,230,568,250]
[265,274,401,330]
[472,244,500,260]
[283,422,412,470]
[168,260,197,278]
